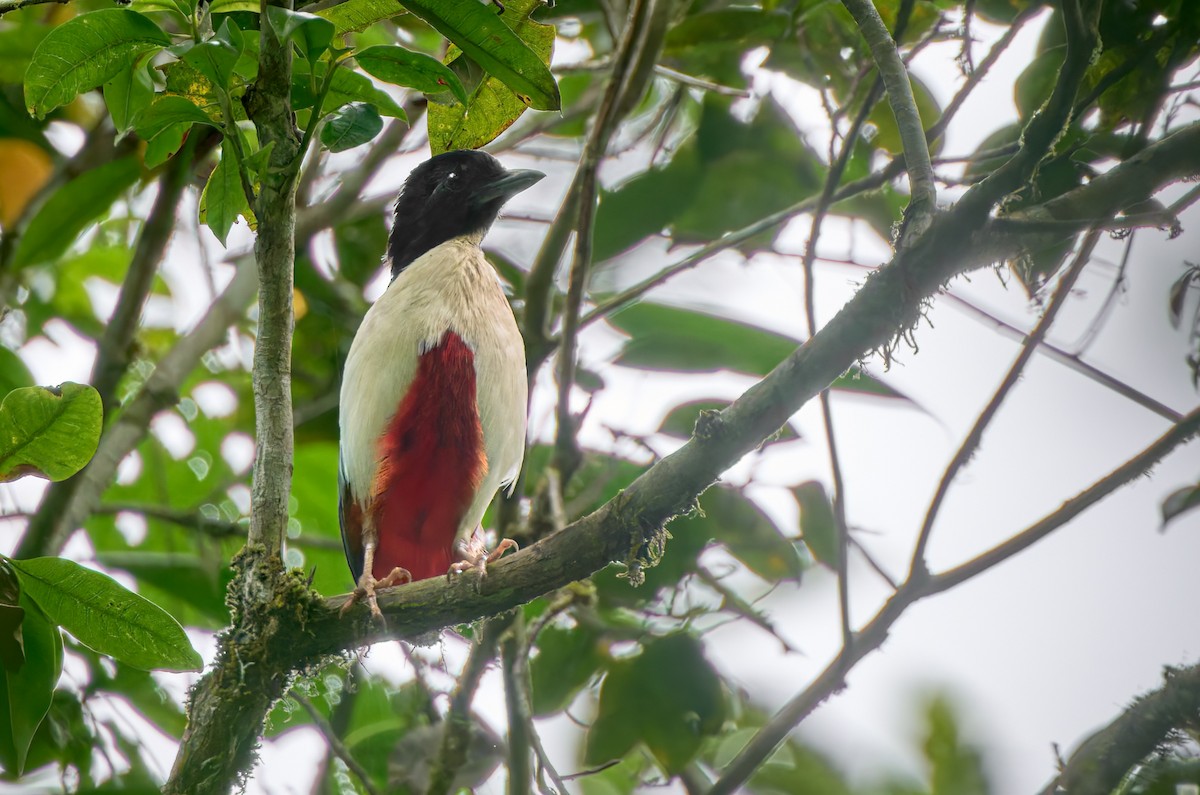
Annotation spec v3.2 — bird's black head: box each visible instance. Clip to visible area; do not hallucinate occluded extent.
[386,150,545,279]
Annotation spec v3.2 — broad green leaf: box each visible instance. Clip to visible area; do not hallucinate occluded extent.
[208,0,259,12]
[400,0,559,111]
[0,384,101,483]
[95,551,232,626]
[320,101,383,152]
[1162,483,1200,530]
[427,0,553,153]
[0,597,61,774]
[293,60,407,119]
[134,95,220,141]
[355,44,468,105]
[9,557,203,672]
[24,9,170,118]
[0,563,21,673]
[704,487,806,582]
[1015,44,1066,122]
[317,0,405,35]
[609,303,797,375]
[794,481,838,568]
[180,19,244,87]
[586,634,725,774]
[144,122,189,168]
[531,623,604,716]
[11,156,141,269]
[266,6,335,62]
[103,60,155,136]
[200,137,249,246]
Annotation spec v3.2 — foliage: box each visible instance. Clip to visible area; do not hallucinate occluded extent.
[0,0,1198,792]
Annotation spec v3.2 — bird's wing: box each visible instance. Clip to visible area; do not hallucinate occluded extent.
[338,455,364,582]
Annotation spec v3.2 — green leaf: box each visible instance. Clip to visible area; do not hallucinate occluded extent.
[266,6,335,62]
[11,155,141,269]
[134,94,221,141]
[317,0,405,35]
[0,349,34,398]
[355,44,468,105]
[320,101,383,152]
[144,122,189,168]
[1162,483,1200,530]
[585,634,725,774]
[24,9,170,118]
[794,481,838,568]
[704,487,805,582]
[924,695,990,795]
[609,303,797,375]
[0,597,61,775]
[103,59,155,136]
[0,383,101,483]
[427,0,554,153]
[293,60,408,119]
[531,623,604,716]
[400,0,559,111]
[180,19,244,87]
[664,8,788,53]
[199,137,249,247]
[8,557,203,672]
[95,551,232,626]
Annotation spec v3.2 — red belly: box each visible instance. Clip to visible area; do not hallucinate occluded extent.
[370,331,487,581]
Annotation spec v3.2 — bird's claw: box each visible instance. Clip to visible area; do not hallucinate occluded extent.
[339,566,412,622]
[447,536,518,582]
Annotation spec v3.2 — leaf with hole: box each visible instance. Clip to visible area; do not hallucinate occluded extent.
[0,384,101,483]
[24,9,170,118]
[427,0,554,153]
[9,557,202,672]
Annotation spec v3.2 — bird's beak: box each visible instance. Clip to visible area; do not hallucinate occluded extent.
[472,168,546,207]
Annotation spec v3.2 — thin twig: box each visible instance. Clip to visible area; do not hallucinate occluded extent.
[428,617,507,795]
[294,693,383,795]
[0,0,68,17]
[502,617,533,795]
[909,230,1101,578]
[93,133,206,417]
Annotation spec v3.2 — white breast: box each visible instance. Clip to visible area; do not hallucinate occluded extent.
[339,237,528,540]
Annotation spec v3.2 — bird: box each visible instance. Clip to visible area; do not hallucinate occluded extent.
[337,149,543,619]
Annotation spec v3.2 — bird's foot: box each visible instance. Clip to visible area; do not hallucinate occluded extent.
[339,566,412,621]
[447,533,518,580]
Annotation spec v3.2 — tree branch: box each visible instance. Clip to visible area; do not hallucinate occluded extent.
[243,0,301,557]
[1038,662,1200,795]
[841,0,937,240]
[92,135,202,417]
[156,114,1200,795]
